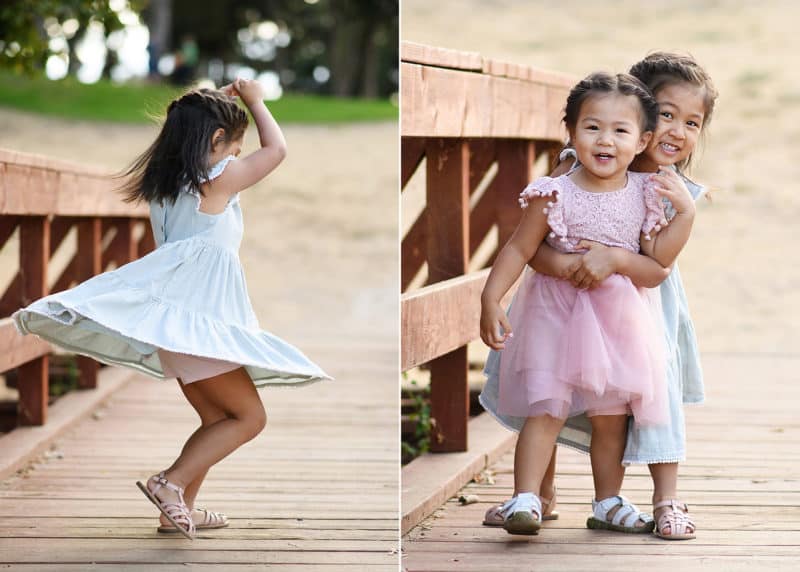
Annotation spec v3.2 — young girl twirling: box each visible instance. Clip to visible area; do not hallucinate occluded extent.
[481,53,716,539]
[13,79,331,539]
[480,72,695,536]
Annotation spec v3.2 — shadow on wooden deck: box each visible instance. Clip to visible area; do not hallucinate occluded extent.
[402,353,800,571]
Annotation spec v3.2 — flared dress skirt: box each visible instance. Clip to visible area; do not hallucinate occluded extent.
[497,272,668,426]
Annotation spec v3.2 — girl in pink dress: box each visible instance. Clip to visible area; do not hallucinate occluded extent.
[480,72,697,536]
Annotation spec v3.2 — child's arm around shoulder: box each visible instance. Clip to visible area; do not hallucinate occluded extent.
[213,79,287,197]
[640,168,696,267]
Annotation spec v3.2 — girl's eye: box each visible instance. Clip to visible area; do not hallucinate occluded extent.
[615,128,629,134]
[586,125,599,131]
[687,120,700,129]
[660,111,673,119]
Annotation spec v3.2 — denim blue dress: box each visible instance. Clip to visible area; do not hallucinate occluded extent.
[13,156,331,388]
[478,168,705,465]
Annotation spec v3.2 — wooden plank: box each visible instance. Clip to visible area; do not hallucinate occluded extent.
[429,346,469,452]
[425,138,470,452]
[401,213,426,291]
[137,220,156,257]
[494,140,535,247]
[0,317,51,372]
[17,216,50,426]
[0,215,18,246]
[425,138,469,284]
[0,367,132,479]
[403,354,800,568]
[75,217,102,389]
[401,136,426,190]
[401,41,483,71]
[101,218,137,269]
[401,413,515,535]
[401,270,488,371]
[402,62,570,139]
[0,149,148,217]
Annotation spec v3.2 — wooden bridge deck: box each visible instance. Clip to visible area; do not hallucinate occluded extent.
[402,353,800,571]
[0,343,399,570]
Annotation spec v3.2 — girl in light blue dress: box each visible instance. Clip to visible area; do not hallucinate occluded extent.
[480,53,717,540]
[13,79,331,538]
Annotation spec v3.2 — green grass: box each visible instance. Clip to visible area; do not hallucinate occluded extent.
[0,72,397,124]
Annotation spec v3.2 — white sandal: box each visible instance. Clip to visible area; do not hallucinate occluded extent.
[501,492,542,536]
[586,495,655,534]
[483,488,559,526]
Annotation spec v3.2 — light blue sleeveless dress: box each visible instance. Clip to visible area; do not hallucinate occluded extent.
[13,155,331,387]
[479,165,705,465]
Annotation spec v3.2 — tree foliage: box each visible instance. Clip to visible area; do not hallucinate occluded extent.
[0,0,128,74]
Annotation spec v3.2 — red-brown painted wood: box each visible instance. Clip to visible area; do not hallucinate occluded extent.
[17,217,50,425]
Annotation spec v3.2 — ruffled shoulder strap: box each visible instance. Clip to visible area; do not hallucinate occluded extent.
[518,175,570,242]
[635,171,668,240]
[201,154,237,183]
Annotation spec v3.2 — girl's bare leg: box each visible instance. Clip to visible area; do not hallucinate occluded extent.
[649,462,679,504]
[511,446,557,497]
[157,379,229,526]
[514,415,565,495]
[589,414,648,529]
[589,415,627,500]
[149,367,267,508]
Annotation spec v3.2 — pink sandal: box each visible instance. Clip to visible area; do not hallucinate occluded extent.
[157,507,229,533]
[137,472,195,539]
[653,499,696,540]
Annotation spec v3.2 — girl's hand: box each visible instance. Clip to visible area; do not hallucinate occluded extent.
[554,253,583,281]
[480,301,513,350]
[570,240,617,290]
[650,167,696,217]
[232,78,266,108]
[218,82,238,97]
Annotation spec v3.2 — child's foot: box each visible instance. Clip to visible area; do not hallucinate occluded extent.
[136,472,195,539]
[586,495,655,533]
[653,499,696,540]
[483,487,559,526]
[158,508,229,532]
[502,492,542,535]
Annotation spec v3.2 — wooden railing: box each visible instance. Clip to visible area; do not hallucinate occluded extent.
[401,42,574,452]
[0,149,154,426]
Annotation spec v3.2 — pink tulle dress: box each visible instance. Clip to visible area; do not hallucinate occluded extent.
[497,171,669,426]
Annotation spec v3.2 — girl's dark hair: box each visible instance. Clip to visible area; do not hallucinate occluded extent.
[118,89,248,204]
[629,52,718,171]
[563,72,659,135]
[629,51,718,128]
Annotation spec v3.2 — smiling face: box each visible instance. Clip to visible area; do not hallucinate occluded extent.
[569,92,652,188]
[638,82,707,172]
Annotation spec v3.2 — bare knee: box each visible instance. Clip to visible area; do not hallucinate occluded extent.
[240,405,267,440]
[200,412,228,427]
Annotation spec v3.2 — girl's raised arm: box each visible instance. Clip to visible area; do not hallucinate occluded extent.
[216,79,287,195]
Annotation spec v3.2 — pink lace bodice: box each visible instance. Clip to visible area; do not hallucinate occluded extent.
[518,171,667,253]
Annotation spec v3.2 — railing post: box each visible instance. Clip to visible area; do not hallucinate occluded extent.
[75,217,102,389]
[426,138,470,452]
[17,216,50,425]
[494,140,536,248]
